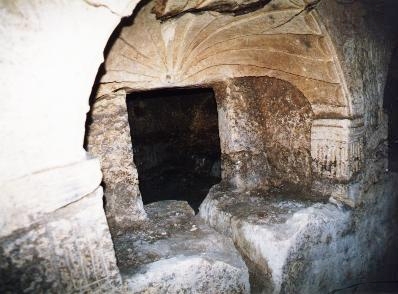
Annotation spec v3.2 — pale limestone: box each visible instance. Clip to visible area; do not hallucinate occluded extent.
[94,0,382,207]
[0,0,397,292]
[0,0,137,183]
[153,0,275,18]
[124,256,249,293]
[0,1,139,292]
[199,174,398,293]
[0,157,102,238]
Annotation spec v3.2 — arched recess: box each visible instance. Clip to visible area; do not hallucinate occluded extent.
[88,0,365,223]
[99,0,350,118]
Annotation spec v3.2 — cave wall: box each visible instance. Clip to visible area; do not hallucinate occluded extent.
[91,0,372,214]
[0,0,137,181]
[0,188,121,292]
[98,0,351,119]
[0,0,140,291]
[0,0,397,292]
[316,0,396,202]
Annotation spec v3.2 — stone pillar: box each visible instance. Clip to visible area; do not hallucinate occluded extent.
[213,76,313,195]
[86,91,146,225]
[311,118,364,180]
[214,79,270,191]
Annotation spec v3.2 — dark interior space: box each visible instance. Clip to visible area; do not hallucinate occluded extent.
[126,88,221,212]
[384,44,398,172]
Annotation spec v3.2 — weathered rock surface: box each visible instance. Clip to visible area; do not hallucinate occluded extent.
[152,0,273,19]
[214,77,313,195]
[0,188,121,293]
[112,200,250,293]
[86,91,147,225]
[0,157,102,238]
[1,0,397,292]
[199,174,398,293]
[0,0,137,182]
[0,1,139,290]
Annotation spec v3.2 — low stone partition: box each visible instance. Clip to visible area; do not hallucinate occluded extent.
[199,174,398,293]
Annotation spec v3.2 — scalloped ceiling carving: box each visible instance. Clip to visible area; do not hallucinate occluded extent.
[99,0,351,118]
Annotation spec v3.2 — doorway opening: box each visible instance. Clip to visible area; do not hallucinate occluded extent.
[126,88,221,212]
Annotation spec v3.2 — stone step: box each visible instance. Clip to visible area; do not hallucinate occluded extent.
[112,200,250,293]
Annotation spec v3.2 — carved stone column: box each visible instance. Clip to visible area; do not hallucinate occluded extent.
[311,118,364,206]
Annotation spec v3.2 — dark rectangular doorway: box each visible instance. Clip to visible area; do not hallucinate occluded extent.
[126,88,221,212]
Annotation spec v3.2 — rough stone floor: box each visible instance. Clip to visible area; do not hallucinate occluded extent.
[112,200,250,293]
[110,176,398,293]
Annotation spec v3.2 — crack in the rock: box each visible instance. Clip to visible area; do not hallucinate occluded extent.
[82,0,122,17]
[270,0,321,30]
[154,0,322,25]
[154,0,273,21]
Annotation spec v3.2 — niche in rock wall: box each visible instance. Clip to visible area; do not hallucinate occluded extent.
[126,88,221,211]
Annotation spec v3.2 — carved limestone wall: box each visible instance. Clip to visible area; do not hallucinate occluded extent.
[311,119,364,181]
[316,0,394,198]
[93,0,369,207]
[99,0,351,119]
[0,0,138,182]
[0,0,397,292]
[152,0,274,19]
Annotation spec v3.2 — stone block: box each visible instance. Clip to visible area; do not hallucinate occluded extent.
[86,92,147,225]
[199,175,398,293]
